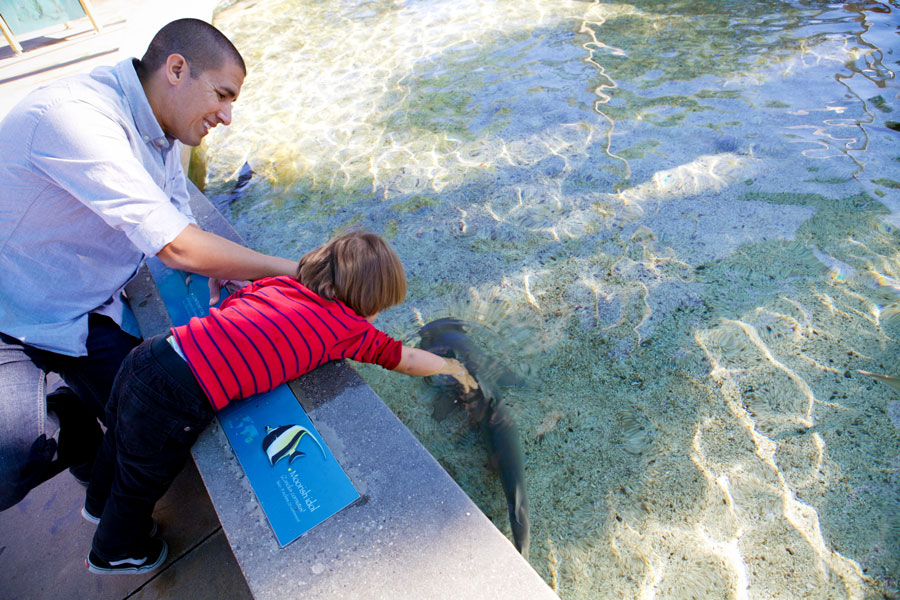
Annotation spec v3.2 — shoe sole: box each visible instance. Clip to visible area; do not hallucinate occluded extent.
[85,540,168,575]
[81,506,100,525]
[82,506,158,536]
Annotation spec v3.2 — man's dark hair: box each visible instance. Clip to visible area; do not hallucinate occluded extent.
[138,18,246,78]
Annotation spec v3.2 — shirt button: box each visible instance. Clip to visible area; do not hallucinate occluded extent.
[143,135,149,141]
[184,426,192,432]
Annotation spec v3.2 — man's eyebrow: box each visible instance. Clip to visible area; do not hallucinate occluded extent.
[215,84,239,100]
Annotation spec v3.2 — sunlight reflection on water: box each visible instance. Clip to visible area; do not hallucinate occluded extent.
[204,1,900,597]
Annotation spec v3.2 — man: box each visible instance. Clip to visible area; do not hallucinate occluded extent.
[0,18,295,511]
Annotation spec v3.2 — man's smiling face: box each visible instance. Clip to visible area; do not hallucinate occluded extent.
[163,56,244,146]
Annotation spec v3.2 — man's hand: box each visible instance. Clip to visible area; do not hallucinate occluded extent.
[208,277,250,305]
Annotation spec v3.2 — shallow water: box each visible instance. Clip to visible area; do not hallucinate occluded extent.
[204,1,900,597]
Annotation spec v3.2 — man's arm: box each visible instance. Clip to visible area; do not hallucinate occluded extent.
[156,224,296,281]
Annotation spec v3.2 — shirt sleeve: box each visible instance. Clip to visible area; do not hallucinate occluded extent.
[345,323,403,370]
[29,97,192,257]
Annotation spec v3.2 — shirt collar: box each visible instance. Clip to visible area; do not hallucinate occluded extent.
[115,58,171,151]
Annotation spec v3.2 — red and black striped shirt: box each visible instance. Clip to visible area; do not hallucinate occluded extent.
[171,276,402,410]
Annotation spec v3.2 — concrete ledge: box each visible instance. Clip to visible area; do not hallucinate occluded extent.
[126,184,558,600]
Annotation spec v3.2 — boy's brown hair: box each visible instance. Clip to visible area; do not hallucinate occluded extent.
[297,230,407,317]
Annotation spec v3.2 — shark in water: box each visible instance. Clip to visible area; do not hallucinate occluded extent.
[417,318,530,559]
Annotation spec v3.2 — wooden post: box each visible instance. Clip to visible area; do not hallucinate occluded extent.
[77,0,102,32]
[0,13,22,55]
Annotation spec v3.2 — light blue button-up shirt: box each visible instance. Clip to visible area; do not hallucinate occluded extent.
[0,58,195,356]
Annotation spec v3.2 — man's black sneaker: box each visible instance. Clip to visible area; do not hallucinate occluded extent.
[69,463,93,487]
[81,506,158,537]
[86,538,167,575]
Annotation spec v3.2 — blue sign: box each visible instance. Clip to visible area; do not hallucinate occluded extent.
[148,259,360,546]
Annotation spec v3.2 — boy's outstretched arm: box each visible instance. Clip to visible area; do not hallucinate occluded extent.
[394,346,478,393]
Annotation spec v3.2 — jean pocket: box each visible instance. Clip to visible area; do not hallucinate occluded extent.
[167,414,209,447]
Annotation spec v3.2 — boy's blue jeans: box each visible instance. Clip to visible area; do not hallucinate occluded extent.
[86,334,213,560]
[0,314,140,510]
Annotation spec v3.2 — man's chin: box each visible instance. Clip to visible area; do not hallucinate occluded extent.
[179,135,203,147]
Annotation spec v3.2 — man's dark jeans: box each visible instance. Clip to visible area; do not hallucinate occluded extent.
[86,334,213,560]
[0,314,140,510]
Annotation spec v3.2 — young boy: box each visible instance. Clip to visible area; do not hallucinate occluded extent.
[83,230,476,575]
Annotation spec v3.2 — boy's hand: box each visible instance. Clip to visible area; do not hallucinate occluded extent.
[443,358,478,393]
